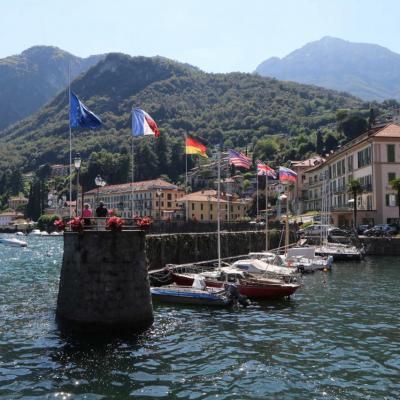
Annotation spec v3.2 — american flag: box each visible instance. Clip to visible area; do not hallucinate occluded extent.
[257,160,277,178]
[228,149,252,169]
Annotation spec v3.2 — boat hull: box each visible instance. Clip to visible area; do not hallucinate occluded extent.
[172,274,299,299]
[151,287,230,307]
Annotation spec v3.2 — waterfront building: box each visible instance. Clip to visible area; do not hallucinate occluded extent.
[7,196,28,210]
[290,157,325,214]
[300,123,400,227]
[83,179,185,219]
[179,189,248,222]
[0,211,24,226]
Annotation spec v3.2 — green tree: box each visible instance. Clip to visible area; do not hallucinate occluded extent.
[337,112,368,141]
[389,177,400,223]
[347,179,363,230]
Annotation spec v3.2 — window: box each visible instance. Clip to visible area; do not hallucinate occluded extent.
[387,144,395,162]
[337,161,342,176]
[388,173,396,184]
[167,202,171,208]
[167,193,172,200]
[357,147,371,168]
[210,204,213,211]
[200,204,203,211]
[200,214,203,220]
[367,195,372,210]
[386,194,398,207]
[191,203,195,210]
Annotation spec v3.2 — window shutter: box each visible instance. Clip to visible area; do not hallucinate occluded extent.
[386,194,389,206]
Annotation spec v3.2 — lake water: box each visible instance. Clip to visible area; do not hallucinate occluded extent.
[0,235,399,399]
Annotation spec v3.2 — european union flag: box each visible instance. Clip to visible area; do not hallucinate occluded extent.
[69,91,102,129]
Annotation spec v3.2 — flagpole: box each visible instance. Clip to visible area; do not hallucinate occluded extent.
[265,173,268,252]
[131,135,135,219]
[256,172,259,219]
[217,147,221,269]
[185,133,188,222]
[68,61,72,219]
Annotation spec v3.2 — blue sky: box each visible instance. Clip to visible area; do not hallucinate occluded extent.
[1,0,400,72]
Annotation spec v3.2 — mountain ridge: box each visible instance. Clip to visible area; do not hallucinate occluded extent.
[0,45,105,130]
[255,36,400,101]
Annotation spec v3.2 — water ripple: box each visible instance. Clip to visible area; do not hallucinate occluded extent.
[0,237,400,399]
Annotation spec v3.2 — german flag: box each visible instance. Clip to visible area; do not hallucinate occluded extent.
[185,136,208,158]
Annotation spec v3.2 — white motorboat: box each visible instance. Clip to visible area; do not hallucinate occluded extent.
[30,229,42,236]
[249,247,333,273]
[0,237,28,247]
[231,258,299,282]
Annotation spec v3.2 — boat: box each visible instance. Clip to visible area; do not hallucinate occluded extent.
[171,267,300,299]
[314,243,365,261]
[230,258,300,282]
[0,237,28,247]
[151,276,249,307]
[249,247,333,274]
[30,229,42,236]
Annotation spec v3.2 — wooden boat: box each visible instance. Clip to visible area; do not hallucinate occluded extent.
[151,285,232,307]
[171,267,300,299]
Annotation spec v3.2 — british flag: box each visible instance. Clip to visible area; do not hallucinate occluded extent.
[256,160,277,179]
[228,149,252,169]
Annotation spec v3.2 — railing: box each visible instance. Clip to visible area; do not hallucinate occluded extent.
[62,217,275,234]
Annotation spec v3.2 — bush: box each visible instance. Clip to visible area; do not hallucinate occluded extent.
[37,214,60,231]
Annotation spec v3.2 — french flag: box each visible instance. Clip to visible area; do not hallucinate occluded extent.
[279,166,297,183]
[132,108,160,137]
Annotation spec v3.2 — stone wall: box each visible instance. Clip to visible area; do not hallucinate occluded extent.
[146,230,283,270]
[361,237,400,255]
[57,230,153,333]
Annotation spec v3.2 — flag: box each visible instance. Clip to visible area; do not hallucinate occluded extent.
[228,149,251,169]
[185,136,208,158]
[279,166,297,183]
[132,108,160,137]
[257,160,277,179]
[69,92,102,129]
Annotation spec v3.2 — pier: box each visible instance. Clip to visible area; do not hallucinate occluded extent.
[56,230,154,334]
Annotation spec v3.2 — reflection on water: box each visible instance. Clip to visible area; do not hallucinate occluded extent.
[0,235,399,399]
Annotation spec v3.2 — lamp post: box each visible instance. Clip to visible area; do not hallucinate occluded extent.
[156,189,162,221]
[95,175,106,207]
[74,153,82,216]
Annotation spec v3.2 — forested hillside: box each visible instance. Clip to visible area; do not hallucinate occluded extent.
[1,52,398,190]
[0,46,104,130]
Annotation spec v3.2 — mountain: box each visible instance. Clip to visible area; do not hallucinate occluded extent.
[0,46,105,130]
[1,52,391,176]
[255,36,400,101]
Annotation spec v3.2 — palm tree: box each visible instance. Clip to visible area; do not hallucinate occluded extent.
[347,179,363,230]
[389,177,400,223]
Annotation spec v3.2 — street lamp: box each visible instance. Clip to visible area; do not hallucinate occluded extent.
[156,189,162,220]
[95,175,106,205]
[74,153,82,216]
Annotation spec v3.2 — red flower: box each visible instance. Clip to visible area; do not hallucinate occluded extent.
[106,216,124,232]
[67,217,84,232]
[54,219,66,231]
[138,216,152,229]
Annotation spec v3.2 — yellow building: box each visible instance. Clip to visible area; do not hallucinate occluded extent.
[83,179,185,219]
[8,196,28,210]
[179,189,248,222]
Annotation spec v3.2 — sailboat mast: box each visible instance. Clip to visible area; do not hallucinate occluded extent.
[265,173,268,252]
[68,62,72,219]
[217,148,221,269]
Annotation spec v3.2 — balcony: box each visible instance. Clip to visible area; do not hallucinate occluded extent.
[361,184,372,192]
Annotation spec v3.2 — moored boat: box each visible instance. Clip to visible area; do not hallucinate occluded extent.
[0,237,28,247]
[151,276,249,307]
[171,267,300,299]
